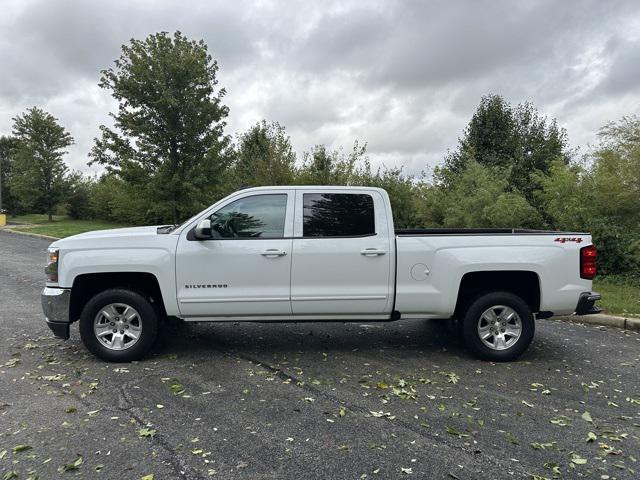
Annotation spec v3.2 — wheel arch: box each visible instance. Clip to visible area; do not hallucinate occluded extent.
[70,272,166,323]
[454,270,541,318]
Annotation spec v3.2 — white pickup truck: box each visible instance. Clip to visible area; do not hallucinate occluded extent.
[42,186,601,362]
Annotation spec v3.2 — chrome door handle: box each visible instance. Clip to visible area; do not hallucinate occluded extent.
[360,248,386,256]
[261,249,287,257]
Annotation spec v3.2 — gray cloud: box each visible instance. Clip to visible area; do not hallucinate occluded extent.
[1,0,640,176]
[596,38,640,97]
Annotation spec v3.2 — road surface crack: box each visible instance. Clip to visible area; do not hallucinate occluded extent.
[117,378,207,480]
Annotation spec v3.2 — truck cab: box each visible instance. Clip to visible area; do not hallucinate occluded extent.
[179,186,395,319]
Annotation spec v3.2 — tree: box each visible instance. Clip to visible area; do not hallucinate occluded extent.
[586,116,640,231]
[587,116,640,277]
[534,116,640,278]
[445,94,517,173]
[534,159,589,230]
[511,101,571,198]
[90,31,231,224]
[88,173,145,223]
[0,135,19,213]
[444,94,570,200]
[232,121,296,187]
[64,172,95,220]
[429,161,543,229]
[598,115,640,147]
[297,141,367,185]
[11,107,73,220]
[350,160,418,228]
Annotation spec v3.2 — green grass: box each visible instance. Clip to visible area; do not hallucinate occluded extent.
[593,279,640,316]
[9,213,66,224]
[9,215,130,239]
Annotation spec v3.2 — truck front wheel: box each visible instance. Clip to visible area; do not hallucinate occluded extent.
[79,289,159,362]
[462,292,534,361]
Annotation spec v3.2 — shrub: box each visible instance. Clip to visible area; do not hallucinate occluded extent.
[590,219,640,279]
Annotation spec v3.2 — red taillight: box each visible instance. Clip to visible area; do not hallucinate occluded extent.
[580,245,597,280]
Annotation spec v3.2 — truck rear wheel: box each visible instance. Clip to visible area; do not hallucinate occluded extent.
[462,291,534,361]
[79,289,158,362]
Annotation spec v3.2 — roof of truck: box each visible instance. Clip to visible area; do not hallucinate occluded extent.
[237,185,386,192]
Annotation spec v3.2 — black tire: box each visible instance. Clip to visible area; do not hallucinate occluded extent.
[79,288,159,362]
[462,291,534,361]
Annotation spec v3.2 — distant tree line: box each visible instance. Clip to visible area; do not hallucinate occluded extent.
[0,31,638,282]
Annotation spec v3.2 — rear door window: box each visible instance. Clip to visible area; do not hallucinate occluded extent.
[303,193,375,237]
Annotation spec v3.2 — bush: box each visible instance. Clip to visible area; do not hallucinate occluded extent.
[483,193,543,228]
[590,219,640,279]
[423,161,544,229]
[89,175,125,222]
[66,175,94,219]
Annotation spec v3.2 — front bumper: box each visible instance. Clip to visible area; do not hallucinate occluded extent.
[575,291,602,315]
[41,287,71,340]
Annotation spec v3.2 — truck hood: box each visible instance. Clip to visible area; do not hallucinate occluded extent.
[69,225,160,239]
[51,226,165,248]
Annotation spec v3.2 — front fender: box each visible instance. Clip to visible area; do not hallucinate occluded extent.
[56,248,179,316]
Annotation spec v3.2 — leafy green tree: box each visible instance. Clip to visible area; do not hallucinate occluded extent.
[534,159,589,230]
[444,94,570,200]
[11,107,73,220]
[89,173,148,224]
[589,218,640,277]
[445,94,517,173]
[371,168,417,229]
[429,161,543,228]
[88,174,120,221]
[413,181,445,228]
[296,141,367,185]
[232,121,296,187]
[598,115,640,147]
[589,116,640,226]
[349,160,418,229]
[587,116,640,277]
[535,116,640,278]
[0,135,19,213]
[90,31,231,224]
[64,172,95,219]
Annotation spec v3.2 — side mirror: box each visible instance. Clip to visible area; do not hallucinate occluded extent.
[194,219,212,239]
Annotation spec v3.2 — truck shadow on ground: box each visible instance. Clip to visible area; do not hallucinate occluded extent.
[150,318,556,363]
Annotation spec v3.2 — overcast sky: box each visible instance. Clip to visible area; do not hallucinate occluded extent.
[2,0,640,176]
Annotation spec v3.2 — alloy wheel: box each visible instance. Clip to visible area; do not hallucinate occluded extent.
[93,303,142,351]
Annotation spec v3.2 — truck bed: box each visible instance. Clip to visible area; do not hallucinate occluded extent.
[395,228,586,236]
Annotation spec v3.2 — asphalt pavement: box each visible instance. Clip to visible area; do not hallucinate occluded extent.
[1,230,639,479]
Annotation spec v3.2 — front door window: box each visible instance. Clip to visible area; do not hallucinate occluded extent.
[210,194,287,239]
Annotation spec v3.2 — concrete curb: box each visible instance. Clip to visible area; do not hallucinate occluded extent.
[555,313,640,332]
[0,227,60,241]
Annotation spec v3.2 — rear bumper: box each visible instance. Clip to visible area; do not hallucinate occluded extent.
[41,287,71,340]
[575,291,601,315]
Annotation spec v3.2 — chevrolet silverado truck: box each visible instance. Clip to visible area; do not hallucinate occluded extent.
[41,186,601,362]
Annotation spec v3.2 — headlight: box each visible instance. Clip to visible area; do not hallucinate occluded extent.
[45,248,59,282]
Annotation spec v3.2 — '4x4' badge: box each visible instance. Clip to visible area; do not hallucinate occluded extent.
[554,237,583,243]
